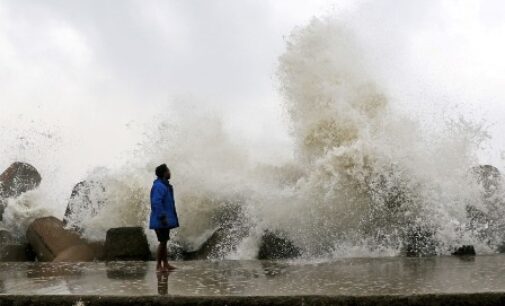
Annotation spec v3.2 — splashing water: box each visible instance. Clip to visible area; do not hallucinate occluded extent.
[1,16,503,260]
[273,18,494,257]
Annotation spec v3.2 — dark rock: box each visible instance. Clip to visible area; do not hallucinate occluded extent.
[183,203,251,260]
[0,162,42,198]
[26,216,89,261]
[258,231,301,260]
[104,227,151,261]
[0,162,42,220]
[53,244,97,262]
[183,227,235,260]
[63,180,106,228]
[0,244,36,261]
[452,245,476,256]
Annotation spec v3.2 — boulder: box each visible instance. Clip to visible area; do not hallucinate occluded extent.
[183,203,251,260]
[0,162,42,198]
[63,180,106,228]
[26,216,89,261]
[452,245,476,256]
[183,227,231,260]
[104,227,150,261]
[0,244,36,261]
[53,245,97,262]
[0,162,42,220]
[258,231,301,260]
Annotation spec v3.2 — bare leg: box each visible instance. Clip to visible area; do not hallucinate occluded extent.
[156,244,163,271]
[159,242,168,272]
[160,242,175,271]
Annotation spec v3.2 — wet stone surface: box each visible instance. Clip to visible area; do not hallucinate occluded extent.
[0,255,505,297]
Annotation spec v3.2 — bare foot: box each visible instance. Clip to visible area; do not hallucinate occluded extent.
[163,263,176,272]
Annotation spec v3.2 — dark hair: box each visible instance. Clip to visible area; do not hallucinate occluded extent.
[155,164,169,178]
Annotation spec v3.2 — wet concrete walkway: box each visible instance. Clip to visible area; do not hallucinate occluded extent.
[1,255,505,305]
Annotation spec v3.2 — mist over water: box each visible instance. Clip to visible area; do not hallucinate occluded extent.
[2,3,505,259]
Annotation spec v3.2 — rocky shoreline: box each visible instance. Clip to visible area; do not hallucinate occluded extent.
[0,161,502,262]
[0,162,303,262]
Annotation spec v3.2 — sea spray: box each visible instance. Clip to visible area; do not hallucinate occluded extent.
[1,16,503,259]
[1,190,52,241]
[274,17,495,256]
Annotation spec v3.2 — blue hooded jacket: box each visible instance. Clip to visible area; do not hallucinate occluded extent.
[149,178,179,229]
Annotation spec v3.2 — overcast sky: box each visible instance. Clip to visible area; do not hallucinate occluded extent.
[0,0,345,170]
[1,0,505,177]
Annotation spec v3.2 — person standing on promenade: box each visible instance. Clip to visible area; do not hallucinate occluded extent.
[150,164,179,272]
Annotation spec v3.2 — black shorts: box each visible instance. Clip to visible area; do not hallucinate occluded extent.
[155,228,170,243]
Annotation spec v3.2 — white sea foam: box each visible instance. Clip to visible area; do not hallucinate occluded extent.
[1,15,503,259]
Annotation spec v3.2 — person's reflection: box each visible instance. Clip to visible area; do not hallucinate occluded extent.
[156,270,173,295]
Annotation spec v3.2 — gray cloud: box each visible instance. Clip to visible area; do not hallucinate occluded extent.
[1,0,505,175]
